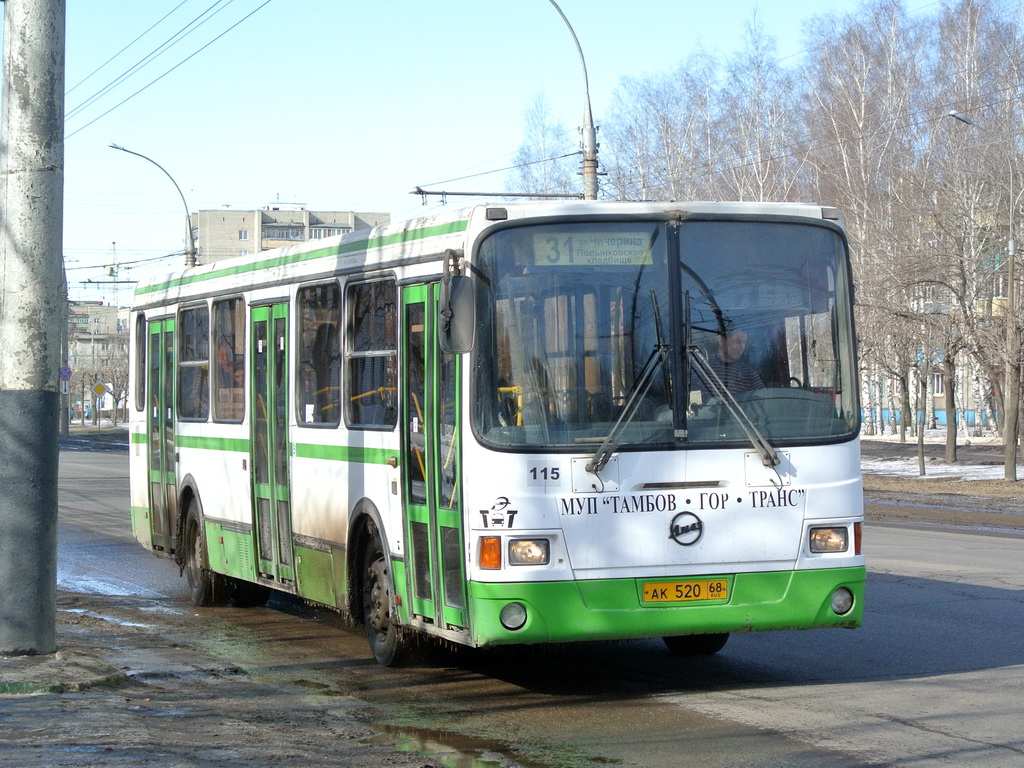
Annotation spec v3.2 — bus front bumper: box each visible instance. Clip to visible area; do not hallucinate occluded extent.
[466,566,865,647]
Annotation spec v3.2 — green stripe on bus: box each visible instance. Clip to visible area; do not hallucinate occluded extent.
[293,442,394,465]
[142,433,391,463]
[175,434,250,452]
[135,219,470,297]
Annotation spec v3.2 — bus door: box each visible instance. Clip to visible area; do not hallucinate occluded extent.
[401,284,468,632]
[250,303,295,587]
[146,318,176,552]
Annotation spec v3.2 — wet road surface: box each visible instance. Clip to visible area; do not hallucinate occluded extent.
[43,449,1024,767]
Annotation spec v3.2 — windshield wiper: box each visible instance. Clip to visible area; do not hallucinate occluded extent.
[689,347,780,468]
[587,292,672,476]
[585,341,668,475]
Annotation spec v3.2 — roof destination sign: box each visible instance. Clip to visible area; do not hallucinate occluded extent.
[533,231,653,267]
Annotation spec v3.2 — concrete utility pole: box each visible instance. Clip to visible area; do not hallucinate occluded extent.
[547,0,598,200]
[0,0,66,655]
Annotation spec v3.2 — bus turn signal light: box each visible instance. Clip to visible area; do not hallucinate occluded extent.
[480,536,502,569]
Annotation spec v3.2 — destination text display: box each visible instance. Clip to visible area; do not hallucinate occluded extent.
[533,232,653,267]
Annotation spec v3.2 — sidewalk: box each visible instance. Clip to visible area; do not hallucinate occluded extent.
[61,424,129,452]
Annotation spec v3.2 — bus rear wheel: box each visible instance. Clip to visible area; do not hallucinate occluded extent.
[183,498,228,607]
[361,535,409,666]
[663,633,729,656]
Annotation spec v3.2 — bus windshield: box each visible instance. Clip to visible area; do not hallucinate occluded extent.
[473,218,858,451]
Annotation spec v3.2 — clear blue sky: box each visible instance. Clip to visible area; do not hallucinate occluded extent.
[7,0,928,301]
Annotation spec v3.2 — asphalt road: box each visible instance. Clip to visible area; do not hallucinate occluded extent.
[46,449,1024,768]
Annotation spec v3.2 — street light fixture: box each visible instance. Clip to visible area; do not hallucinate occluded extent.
[946,109,1021,480]
[109,144,197,267]
[547,0,598,200]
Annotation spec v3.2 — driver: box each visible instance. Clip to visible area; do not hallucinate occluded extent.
[698,329,763,396]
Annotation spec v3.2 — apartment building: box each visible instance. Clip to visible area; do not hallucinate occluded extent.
[191,204,390,264]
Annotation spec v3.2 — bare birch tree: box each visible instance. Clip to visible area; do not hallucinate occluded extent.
[507,92,578,197]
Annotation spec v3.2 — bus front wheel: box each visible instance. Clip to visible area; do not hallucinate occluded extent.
[663,633,729,656]
[361,534,409,666]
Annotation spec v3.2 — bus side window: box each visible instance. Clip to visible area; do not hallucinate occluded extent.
[297,283,341,426]
[213,297,245,422]
[133,312,146,412]
[178,304,210,421]
[345,279,397,428]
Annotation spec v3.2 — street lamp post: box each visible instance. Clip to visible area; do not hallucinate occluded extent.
[547,0,598,200]
[109,144,197,267]
[947,110,1021,480]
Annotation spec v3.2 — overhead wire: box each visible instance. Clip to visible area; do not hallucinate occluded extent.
[65,251,183,271]
[64,0,191,97]
[59,1,1023,222]
[419,151,581,188]
[65,0,236,122]
[64,0,275,140]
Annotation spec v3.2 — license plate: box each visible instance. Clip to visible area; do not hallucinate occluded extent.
[643,578,729,603]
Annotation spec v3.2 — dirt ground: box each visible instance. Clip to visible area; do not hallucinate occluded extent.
[863,473,1024,530]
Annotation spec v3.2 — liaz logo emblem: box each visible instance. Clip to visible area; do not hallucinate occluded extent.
[480,496,517,528]
[669,511,703,546]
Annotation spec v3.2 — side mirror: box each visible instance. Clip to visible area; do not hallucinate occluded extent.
[439,250,475,354]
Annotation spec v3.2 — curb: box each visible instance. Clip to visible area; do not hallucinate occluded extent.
[59,437,129,453]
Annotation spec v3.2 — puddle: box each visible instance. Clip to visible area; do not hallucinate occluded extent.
[363,723,555,768]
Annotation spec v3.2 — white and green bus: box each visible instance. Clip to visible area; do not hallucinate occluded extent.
[128,200,864,665]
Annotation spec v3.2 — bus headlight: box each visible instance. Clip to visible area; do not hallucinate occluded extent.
[809,527,849,553]
[508,538,550,566]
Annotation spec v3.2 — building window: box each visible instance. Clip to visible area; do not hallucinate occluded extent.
[178,304,210,421]
[931,372,945,397]
[263,226,304,241]
[346,279,397,428]
[297,283,341,426]
[212,298,245,422]
[239,229,249,241]
[310,227,350,240]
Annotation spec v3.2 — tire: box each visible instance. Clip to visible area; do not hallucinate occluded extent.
[183,498,228,607]
[663,633,729,656]
[361,533,409,666]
